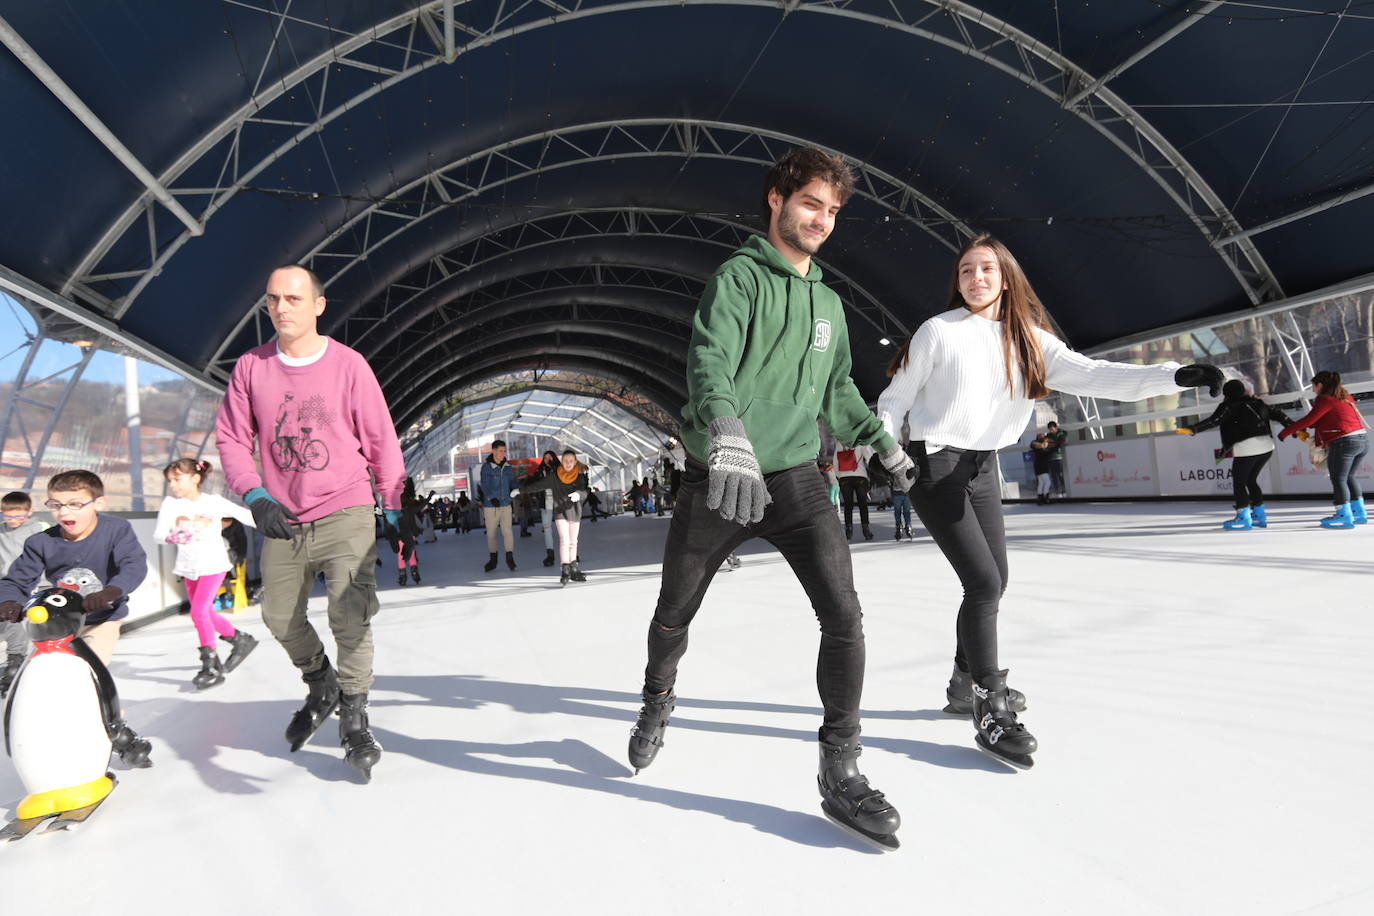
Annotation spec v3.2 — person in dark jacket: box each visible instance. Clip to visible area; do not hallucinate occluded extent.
[1179,379,1295,530]
[515,449,589,585]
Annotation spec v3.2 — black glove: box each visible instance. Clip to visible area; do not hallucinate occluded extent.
[82,587,122,613]
[489,497,500,507]
[245,488,300,540]
[1175,364,1224,398]
[0,600,22,623]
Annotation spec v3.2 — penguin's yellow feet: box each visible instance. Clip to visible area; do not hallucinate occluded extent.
[16,774,114,819]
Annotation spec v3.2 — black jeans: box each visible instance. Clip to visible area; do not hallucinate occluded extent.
[643,460,865,744]
[1231,452,1272,508]
[839,477,870,528]
[908,444,1007,679]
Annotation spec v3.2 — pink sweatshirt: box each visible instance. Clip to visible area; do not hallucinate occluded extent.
[214,339,406,522]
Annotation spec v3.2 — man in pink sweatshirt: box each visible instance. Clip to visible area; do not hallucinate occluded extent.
[215,264,406,781]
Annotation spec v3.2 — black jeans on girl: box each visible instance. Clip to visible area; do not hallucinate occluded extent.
[642,460,865,745]
[908,444,1008,680]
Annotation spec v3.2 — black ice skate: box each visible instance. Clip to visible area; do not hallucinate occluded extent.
[192,646,225,690]
[725,553,741,570]
[111,720,153,768]
[543,548,556,567]
[220,630,258,672]
[970,670,1037,770]
[560,563,571,587]
[1,651,23,698]
[817,742,900,851]
[483,552,498,572]
[943,664,1027,716]
[505,551,518,571]
[862,525,874,541]
[569,561,587,582]
[410,565,421,584]
[286,660,341,751]
[397,569,408,586]
[338,692,382,781]
[628,689,675,774]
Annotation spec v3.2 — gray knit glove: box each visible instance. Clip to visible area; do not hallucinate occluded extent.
[706,417,771,525]
[879,445,915,492]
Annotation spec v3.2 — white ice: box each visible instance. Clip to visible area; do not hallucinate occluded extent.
[2,501,1370,914]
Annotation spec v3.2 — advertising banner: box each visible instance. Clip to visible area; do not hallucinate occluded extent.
[1152,433,1276,498]
[1271,433,1373,494]
[1064,438,1156,498]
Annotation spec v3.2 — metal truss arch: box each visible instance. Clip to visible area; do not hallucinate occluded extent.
[389,320,689,417]
[396,347,688,433]
[333,208,902,373]
[374,294,693,393]
[70,0,1282,372]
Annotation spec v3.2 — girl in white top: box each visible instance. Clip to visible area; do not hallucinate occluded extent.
[155,458,259,689]
[876,234,1222,769]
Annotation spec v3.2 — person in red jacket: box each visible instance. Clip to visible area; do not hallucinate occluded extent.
[1279,370,1368,528]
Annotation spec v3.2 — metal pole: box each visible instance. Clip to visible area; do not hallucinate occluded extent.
[125,356,143,511]
[0,15,203,238]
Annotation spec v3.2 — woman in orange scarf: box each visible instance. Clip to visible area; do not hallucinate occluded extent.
[515,450,590,585]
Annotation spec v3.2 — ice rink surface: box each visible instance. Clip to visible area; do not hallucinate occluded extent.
[1,500,1369,914]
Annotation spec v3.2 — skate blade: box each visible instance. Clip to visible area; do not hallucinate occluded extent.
[942,702,971,716]
[974,736,1034,771]
[820,801,899,852]
[1,814,57,841]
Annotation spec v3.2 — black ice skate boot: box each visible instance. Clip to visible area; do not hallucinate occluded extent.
[111,719,153,768]
[862,525,874,541]
[628,689,675,774]
[943,663,1026,716]
[397,569,408,586]
[560,563,571,587]
[192,646,225,690]
[410,565,421,584]
[0,651,24,698]
[569,561,587,582]
[220,630,258,672]
[845,525,853,540]
[726,553,741,570]
[970,670,1037,770]
[338,692,382,781]
[285,660,341,751]
[483,552,498,572]
[543,548,556,567]
[505,551,518,571]
[817,741,900,851]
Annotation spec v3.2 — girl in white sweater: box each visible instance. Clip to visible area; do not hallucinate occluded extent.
[876,235,1222,768]
[155,459,259,689]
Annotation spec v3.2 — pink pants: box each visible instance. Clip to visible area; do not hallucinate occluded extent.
[185,572,236,648]
[555,518,580,564]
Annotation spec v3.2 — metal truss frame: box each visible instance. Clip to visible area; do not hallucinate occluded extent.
[212,205,908,382]
[70,0,1285,369]
[0,331,99,487]
[390,321,689,419]
[395,347,687,433]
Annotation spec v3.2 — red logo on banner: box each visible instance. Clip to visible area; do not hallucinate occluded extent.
[1096,450,1117,462]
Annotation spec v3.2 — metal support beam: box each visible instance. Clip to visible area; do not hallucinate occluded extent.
[1265,313,1315,410]
[1073,395,1105,442]
[1213,180,1374,246]
[0,15,203,243]
[1062,2,1222,109]
[22,345,97,488]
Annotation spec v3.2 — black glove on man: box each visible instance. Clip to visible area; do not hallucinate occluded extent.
[1174,364,1225,398]
[244,487,300,540]
[82,587,122,613]
[0,600,22,623]
[489,497,500,508]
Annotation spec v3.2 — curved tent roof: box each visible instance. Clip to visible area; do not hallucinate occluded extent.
[3,1,1371,433]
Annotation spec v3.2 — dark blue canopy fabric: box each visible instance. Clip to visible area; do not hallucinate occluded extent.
[2,1,1371,427]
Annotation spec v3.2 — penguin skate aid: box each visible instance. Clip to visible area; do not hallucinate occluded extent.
[874,233,1225,770]
[214,264,406,781]
[1,587,148,841]
[627,148,916,851]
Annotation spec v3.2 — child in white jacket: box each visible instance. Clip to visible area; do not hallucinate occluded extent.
[155,459,259,689]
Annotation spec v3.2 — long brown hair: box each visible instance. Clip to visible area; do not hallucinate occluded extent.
[947,235,1054,399]
[1311,370,1352,401]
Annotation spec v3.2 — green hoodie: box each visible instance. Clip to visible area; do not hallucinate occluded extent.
[680,236,894,474]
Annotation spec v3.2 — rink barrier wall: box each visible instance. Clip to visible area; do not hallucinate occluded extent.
[999,405,1374,502]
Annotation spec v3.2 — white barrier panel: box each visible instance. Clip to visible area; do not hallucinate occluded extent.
[1065,438,1156,498]
[1153,433,1274,498]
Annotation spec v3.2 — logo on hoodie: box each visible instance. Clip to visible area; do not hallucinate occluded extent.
[812,319,832,352]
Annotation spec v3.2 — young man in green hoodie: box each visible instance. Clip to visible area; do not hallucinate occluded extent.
[627,148,915,850]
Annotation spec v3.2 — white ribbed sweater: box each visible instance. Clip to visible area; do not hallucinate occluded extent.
[876,308,1183,451]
